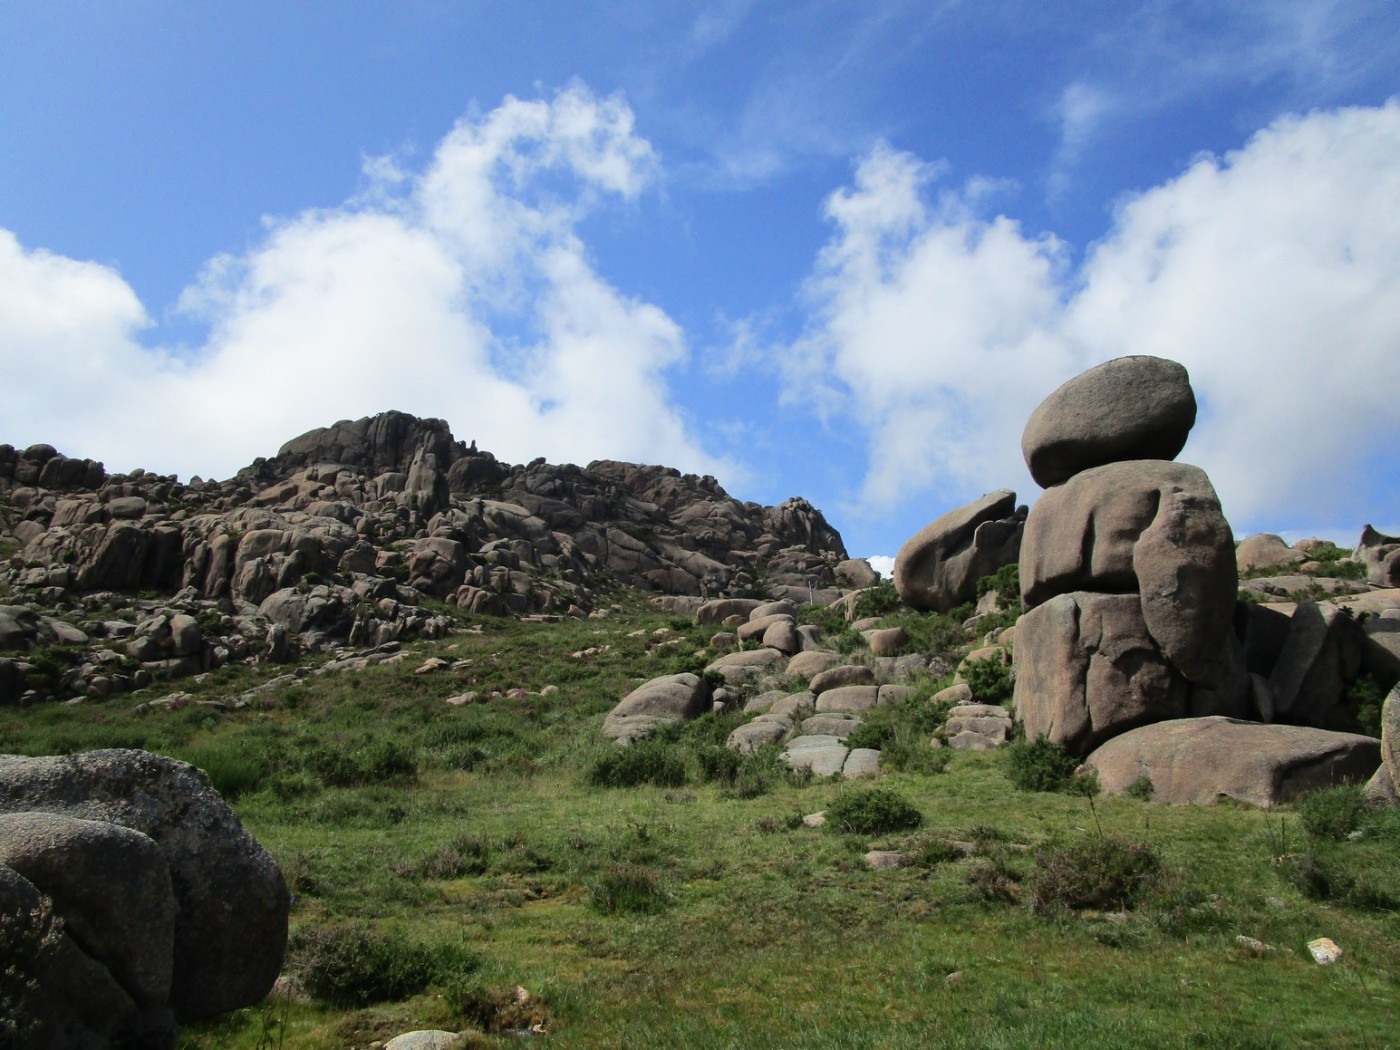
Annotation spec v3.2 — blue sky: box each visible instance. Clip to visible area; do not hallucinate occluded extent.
[3,1,1399,565]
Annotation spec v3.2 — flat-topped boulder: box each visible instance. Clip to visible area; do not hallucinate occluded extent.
[1021,356,1196,488]
[1086,717,1381,806]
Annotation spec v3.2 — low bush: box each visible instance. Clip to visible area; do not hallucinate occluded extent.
[1029,836,1162,914]
[587,739,687,788]
[289,924,479,1007]
[1,897,63,1046]
[1124,776,1155,802]
[588,862,669,914]
[1280,848,1399,910]
[961,655,1013,705]
[402,832,493,880]
[854,580,901,619]
[1006,736,1081,792]
[825,786,922,835]
[1297,784,1368,841]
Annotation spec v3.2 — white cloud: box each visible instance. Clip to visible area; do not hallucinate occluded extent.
[0,84,730,485]
[867,554,895,579]
[782,101,1400,535]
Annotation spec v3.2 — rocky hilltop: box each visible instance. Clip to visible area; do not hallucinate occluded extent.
[0,412,863,705]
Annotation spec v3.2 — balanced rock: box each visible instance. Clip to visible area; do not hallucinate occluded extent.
[1021,355,1197,488]
[1086,717,1380,806]
[894,490,1023,613]
[603,672,713,743]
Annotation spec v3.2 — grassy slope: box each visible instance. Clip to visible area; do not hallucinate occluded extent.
[2,593,1397,1049]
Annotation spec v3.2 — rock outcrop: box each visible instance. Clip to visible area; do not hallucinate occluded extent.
[0,412,852,703]
[1012,357,1238,754]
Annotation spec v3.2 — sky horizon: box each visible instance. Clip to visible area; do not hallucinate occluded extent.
[3,2,1399,564]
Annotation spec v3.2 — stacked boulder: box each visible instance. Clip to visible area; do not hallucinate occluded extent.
[1013,356,1241,753]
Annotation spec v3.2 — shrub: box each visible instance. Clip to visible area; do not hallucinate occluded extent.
[697,745,743,785]
[1342,674,1385,737]
[588,863,669,914]
[290,924,479,1007]
[1124,776,1155,802]
[1029,836,1162,914]
[961,655,1013,705]
[587,739,687,788]
[1006,736,1081,792]
[404,832,492,880]
[824,787,922,835]
[1297,784,1368,841]
[976,563,1021,601]
[854,580,901,619]
[1,897,63,1045]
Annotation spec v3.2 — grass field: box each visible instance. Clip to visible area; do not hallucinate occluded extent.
[3,592,1397,1049]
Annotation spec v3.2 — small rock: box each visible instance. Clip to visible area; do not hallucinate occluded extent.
[863,850,903,870]
[413,657,449,675]
[1307,937,1343,965]
[802,812,826,828]
[1235,936,1274,957]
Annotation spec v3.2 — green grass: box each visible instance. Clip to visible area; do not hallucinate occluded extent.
[2,593,1397,1048]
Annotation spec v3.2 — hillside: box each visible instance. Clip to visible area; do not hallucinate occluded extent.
[0,411,864,707]
[3,582,1398,1047]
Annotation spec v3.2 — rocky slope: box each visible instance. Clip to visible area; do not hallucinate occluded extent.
[0,412,862,704]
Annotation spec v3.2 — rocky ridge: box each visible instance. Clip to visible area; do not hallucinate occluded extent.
[0,412,854,705]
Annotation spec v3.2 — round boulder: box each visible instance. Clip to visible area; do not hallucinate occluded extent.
[603,672,714,743]
[0,749,290,1022]
[1021,356,1196,488]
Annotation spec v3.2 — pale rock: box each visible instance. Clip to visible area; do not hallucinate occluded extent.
[1086,717,1380,806]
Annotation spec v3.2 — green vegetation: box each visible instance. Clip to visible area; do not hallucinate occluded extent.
[2,592,1397,1048]
[824,786,923,835]
[960,653,1014,705]
[1006,735,1083,793]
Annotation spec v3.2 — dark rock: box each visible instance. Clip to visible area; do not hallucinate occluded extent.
[0,749,289,1022]
[1021,355,1197,488]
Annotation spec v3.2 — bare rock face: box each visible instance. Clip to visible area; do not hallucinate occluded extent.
[1356,525,1400,587]
[1268,602,1366,728]
[0,863,152,1049]
[1086,717,1381,806]
[1236,533,1306,574]
[1020,461,1236,685]
[602,672,713,743]
[894,489,1024,613]
[0,749,289,1023]
[1012,592,1189,753]
[1021,356,1197,488]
